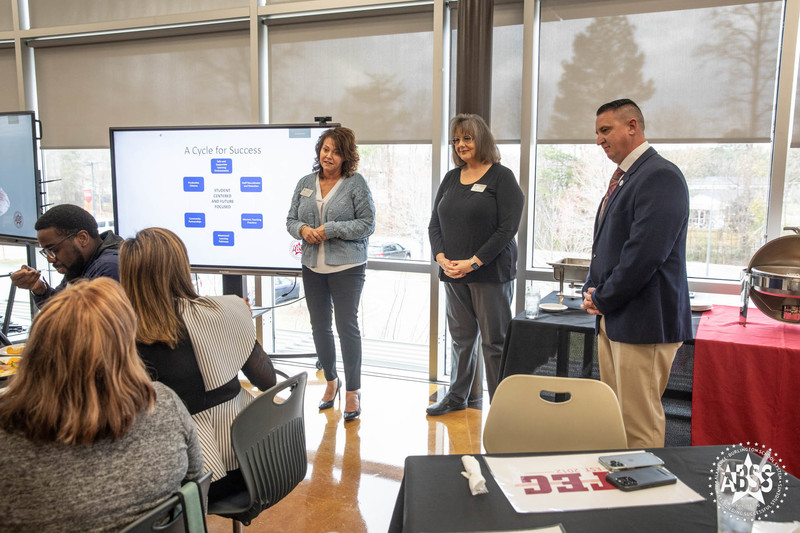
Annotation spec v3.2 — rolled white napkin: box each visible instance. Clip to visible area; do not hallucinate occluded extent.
[461,455,488,495]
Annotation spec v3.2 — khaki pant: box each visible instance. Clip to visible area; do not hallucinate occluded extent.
[597,316,681,448]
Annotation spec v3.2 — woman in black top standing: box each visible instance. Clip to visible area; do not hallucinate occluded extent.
[427,113,524,416]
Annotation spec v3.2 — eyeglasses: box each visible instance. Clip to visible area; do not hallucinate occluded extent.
[451,136,474,146]
[39,232,77,259]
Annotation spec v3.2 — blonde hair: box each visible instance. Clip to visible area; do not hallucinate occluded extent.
[119,227,200,347]
[0,278,155,444]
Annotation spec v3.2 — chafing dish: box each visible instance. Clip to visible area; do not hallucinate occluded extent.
[547,258,590,301]
[740,230,800,325]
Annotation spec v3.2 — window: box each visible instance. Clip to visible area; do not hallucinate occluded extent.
[534,1,782,280]
[35,31,251,148]
[28,0,248,27]
[267,11,433,143]
[270,270,430,375]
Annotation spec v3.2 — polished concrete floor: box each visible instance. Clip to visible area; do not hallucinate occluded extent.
[206,363,487,533]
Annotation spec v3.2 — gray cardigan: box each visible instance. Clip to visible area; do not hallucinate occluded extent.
[286,171,375,268]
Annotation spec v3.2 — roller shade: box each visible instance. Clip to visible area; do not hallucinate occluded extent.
[35,30,251,149]
[28,0,248,27]
[0,1,12,31]
[0,50,17,111]
[538,0,782,143]
[268,11,433,144]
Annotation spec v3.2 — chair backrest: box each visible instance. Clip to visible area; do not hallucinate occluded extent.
[229,371,308,525]
[483,375,627,454]
[122,471,212,533]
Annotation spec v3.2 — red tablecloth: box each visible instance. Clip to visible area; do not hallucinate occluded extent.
[692,304,800,476]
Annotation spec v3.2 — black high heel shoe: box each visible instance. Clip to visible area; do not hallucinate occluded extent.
[318,378,341,410]
[343,391,361,421]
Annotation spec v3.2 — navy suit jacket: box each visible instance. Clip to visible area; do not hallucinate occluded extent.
[585,147,693,344]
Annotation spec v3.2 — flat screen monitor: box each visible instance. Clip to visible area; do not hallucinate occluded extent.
[111,124,333,274]
[0,111,41,244]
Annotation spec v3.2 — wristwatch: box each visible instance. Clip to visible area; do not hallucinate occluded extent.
[470,260,480,271]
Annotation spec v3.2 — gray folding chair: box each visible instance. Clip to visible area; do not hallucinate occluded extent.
[208,372,307,533]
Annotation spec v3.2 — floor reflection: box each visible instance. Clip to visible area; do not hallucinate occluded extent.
[306,407,367,532]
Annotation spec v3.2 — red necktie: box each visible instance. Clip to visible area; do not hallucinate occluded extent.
[599,167,624,219]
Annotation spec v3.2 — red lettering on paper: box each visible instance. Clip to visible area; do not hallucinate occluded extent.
[552,473,590,493]
[521,475,552,494]
[586,471,617,491]
[520,471,617,495]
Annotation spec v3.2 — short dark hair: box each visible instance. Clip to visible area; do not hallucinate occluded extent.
[449,113,501,168]
[596,99,645,132]
[35,204,100,239]
[312,126,360,177]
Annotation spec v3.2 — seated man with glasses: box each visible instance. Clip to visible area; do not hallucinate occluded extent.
[10,204,123,307]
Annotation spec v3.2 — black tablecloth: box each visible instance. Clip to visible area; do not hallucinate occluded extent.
[499,291,701,388]
[389,445,800,533]
[500,291,595,380]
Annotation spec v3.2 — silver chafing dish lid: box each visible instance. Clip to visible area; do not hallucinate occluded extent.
[743,234,800,323]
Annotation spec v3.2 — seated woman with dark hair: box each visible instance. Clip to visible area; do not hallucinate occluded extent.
[119,227,277,501]
[0,278,204,532]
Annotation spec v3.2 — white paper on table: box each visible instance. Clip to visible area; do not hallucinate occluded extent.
[753,521,800,533]
[483,452,705,514]
[440,526,566,533]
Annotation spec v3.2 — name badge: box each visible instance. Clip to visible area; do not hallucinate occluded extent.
[471,184,487,193]
[300,187,313,197]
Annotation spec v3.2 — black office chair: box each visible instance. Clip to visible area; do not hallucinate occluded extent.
[208,372,307,533]
[122,471,212,533]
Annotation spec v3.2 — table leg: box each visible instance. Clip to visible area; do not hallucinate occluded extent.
[556,330,569,377]
[582,332,594,378]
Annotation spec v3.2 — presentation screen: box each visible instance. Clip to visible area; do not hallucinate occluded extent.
[0,111,40,244]
[111,124,332,274]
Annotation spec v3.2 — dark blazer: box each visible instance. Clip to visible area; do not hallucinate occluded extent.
[585,146,693,344]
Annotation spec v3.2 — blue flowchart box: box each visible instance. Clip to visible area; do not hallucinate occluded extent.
[184,213,206,228]
[213,231,235,246]
[183,177,204,191]
[240,177,262,192]
[211,158,233,174]
[241,213,263,229]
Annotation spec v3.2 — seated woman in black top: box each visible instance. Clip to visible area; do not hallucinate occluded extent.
[120,227,276,500]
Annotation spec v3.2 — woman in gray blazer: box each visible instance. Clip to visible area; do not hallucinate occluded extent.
[287,127,375,422]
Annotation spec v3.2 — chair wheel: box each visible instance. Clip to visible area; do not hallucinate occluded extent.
[315,360,323,370]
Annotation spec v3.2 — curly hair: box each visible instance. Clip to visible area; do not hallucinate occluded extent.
[312,126,359,177]
[35,204,100,239]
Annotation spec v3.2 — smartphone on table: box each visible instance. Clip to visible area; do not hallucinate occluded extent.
[606,466,678,491]
[598,452,665,471]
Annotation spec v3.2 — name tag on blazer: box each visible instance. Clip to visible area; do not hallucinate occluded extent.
[300,187,313,197]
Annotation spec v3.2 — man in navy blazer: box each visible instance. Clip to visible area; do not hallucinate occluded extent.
[582,99,692,448]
